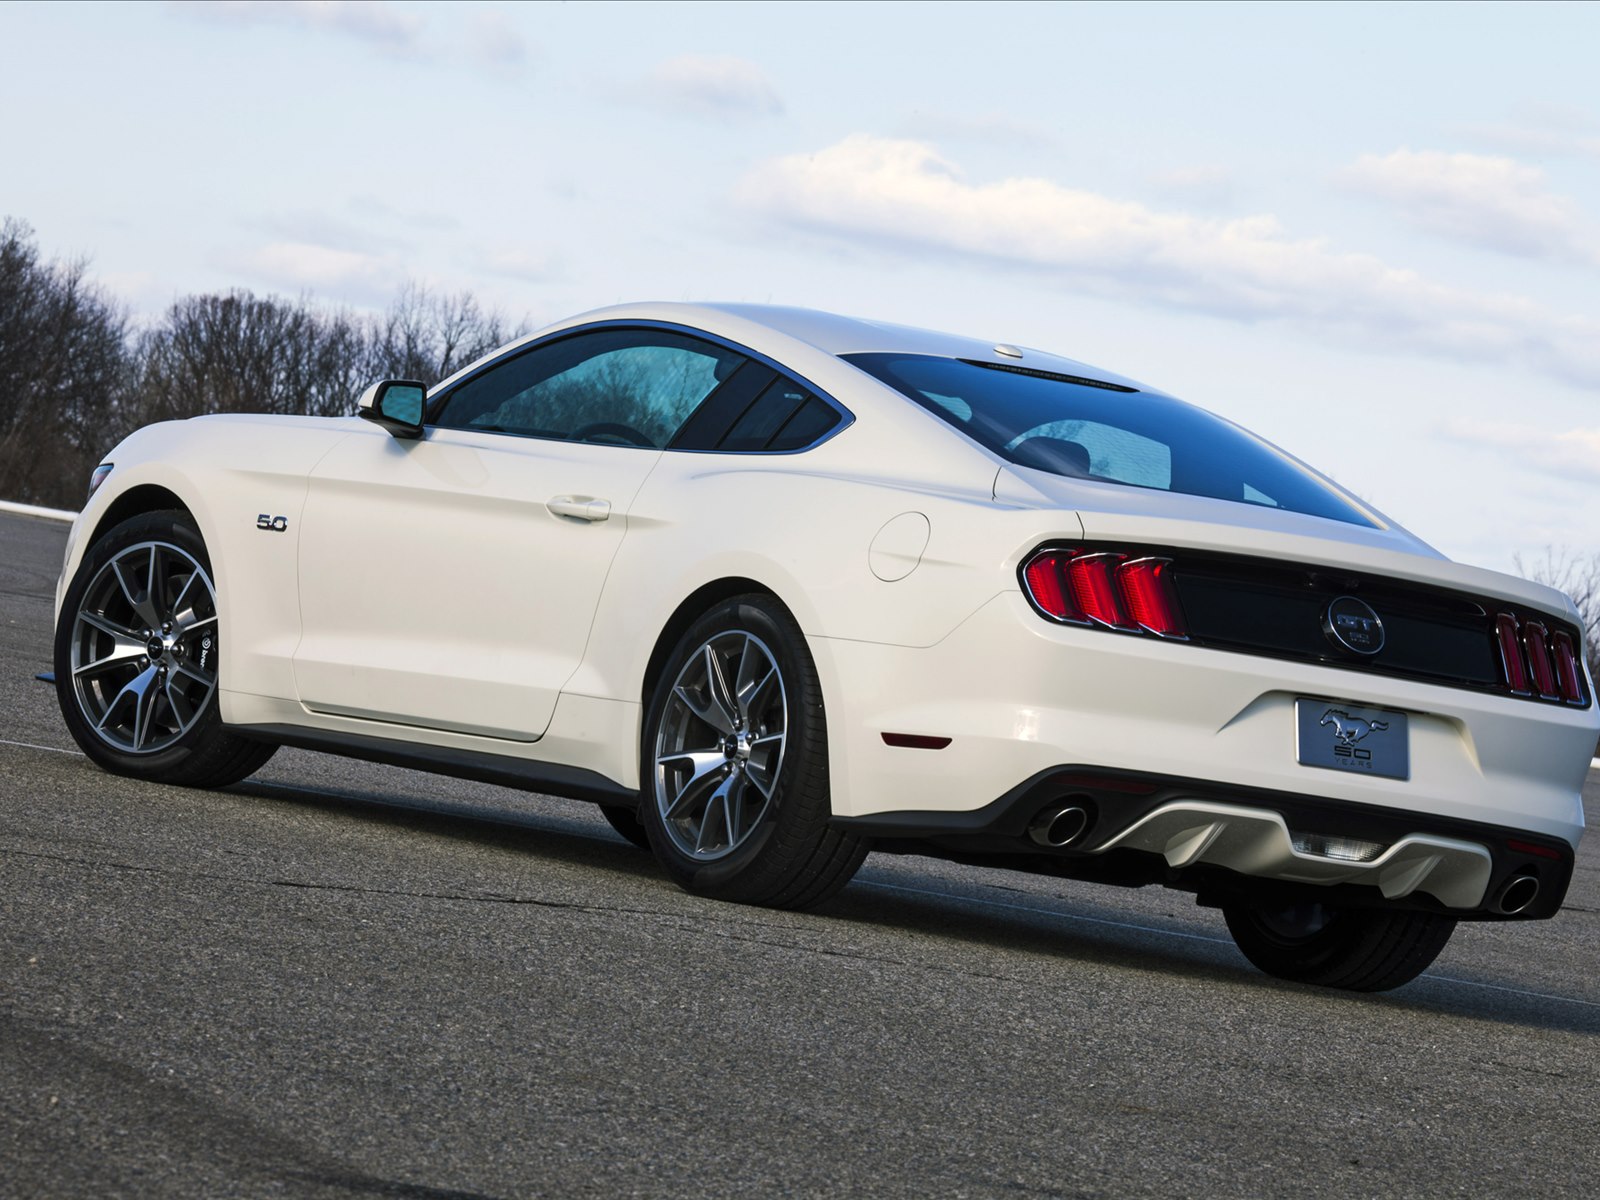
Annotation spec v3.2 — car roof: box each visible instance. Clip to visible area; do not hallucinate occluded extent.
[531,301,1156,394]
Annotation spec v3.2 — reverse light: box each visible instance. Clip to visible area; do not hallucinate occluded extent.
[1290,832,1386,862]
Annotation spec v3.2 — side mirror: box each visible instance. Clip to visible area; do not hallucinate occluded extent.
[357,380,427,439]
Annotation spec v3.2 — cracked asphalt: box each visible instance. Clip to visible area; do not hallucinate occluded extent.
[3,509,1599,1198]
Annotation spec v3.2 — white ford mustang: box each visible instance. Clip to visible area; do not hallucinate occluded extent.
[53,303,1598,991]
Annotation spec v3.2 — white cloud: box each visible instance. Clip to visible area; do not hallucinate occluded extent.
[472,244,557,283]
[237,240,401,301]
[465,10,529,74]
[647,55,783,118]
[1444,420,1600,482]
[177,1,424,55]
[896,111,1059,150]
[737,135,1600,391]
[1340,148,1599,265]
[1148,164,1235,208]
[1464,106,1600,162]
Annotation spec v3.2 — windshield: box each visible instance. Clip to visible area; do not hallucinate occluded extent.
[846,354,1378,529]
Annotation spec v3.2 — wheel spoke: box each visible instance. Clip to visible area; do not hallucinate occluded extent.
[164,675,196,731]
[175,611,217,636]
[703,644,740,731]
[659,750,728,819]
[73,640,146,677]
[169,567,200,618]
[96,663,158,733]
[111,555,161,630]
[173,659,215,688]
[694,777,734,853]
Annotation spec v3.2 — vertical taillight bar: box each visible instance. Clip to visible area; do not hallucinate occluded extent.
[1116,558,1189,639]
[1022,551,1086,624]
[1523,622,1559,698]
[1495,614,1530,694]
[1068,553,1138,630]
[1551,631,1587,705]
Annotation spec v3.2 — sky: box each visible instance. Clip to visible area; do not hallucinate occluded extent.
[2,0,1597,574]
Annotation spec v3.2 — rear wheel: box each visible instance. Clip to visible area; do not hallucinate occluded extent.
[1222,900,1456,992]
[55,510,276,788]
[641,595,867,909]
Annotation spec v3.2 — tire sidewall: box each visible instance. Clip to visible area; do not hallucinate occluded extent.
[54,510,227,777]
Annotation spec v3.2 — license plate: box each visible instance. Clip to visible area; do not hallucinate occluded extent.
[1295,699,1409,781]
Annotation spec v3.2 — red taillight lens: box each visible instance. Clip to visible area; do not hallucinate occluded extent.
[1022,551,1085,622]
[1552,632,1585,704]
[1116,558,1188,639]
[1523,622,1557,697]
[1068,553,1137,630]
[1496,614,1529,694]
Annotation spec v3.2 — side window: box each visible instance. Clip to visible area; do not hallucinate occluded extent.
[671,374,844,453]
[433,328,745,448]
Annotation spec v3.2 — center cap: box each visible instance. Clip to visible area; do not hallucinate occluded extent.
[146,636,166,660]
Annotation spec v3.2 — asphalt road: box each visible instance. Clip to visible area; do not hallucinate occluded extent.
[4,508,1598,1199]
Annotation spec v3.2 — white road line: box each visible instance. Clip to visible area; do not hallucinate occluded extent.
[0,499,78,521]
[0,736,81,755]
[858,879,1600,1009]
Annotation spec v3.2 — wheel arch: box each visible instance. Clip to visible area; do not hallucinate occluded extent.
[87,484,193,547]
[640,576,793,708]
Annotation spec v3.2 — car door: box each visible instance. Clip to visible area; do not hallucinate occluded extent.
[292,326,746,741]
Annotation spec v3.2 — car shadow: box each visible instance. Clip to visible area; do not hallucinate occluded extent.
[226,775,1600,1037]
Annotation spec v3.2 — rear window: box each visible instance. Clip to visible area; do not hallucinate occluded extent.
[846,354,1377,528]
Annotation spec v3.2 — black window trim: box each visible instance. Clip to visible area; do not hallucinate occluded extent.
[423,319,855,456]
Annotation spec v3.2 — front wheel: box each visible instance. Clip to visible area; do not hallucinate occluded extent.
[55,509,276,788]
[641,595,867,910]
[1222,900,1456,992]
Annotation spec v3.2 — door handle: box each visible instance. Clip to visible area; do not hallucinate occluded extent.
[546,495,611,522]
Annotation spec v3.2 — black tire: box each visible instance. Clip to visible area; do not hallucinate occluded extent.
[1222,900,1456,992]
[599,803,651,850]
[55,509,277,788]
[640,594,868,910]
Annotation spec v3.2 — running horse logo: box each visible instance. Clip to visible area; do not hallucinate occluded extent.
[1318,708,1389,746]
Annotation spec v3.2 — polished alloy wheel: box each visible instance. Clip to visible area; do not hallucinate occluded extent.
[68,539,219,754]
[653,630,787,860]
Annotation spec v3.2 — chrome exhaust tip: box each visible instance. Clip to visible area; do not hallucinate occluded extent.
[1028,802,1090,849]
[1494,873,1540,915]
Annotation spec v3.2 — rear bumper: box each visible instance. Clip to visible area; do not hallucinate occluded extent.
[833,764,1576,919]
[814,589,1593,916]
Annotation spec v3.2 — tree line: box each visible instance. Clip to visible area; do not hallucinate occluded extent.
[2,217,1597,662]
[0,217,518,511]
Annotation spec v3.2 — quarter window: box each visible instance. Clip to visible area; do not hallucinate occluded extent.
[433,329,745,448]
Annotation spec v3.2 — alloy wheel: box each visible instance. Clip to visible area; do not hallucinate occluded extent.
[653,630,787,860]
[68,539,219,754]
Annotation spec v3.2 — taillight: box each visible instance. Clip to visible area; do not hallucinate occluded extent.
[1117,558,1187,639]
[1022,551,1084,623]
[1069,553,1138,630]
[1495,612,1588,705]
[1552,632,1587,705]
[1021,547,1188,639]
[1522,623,1558,698]
[1495,614,1529,694]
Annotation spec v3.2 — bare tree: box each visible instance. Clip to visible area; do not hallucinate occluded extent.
[363,282,516,386]
[1515,547,1600,660]
[0,219,131,508]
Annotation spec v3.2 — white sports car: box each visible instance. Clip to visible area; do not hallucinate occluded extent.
[53,303,1598,992]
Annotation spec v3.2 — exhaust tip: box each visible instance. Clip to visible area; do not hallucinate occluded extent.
[1495,873,1540,915]
[1028,802,1090,849]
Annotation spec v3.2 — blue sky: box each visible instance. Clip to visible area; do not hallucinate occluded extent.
[3,1,1598,572]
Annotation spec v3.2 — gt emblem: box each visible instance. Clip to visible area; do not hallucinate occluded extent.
[1318,708,1389,747]
[1323,595,1384,655]
[257,514,288,532]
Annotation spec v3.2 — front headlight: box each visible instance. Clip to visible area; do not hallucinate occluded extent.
[87,462,113,500]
